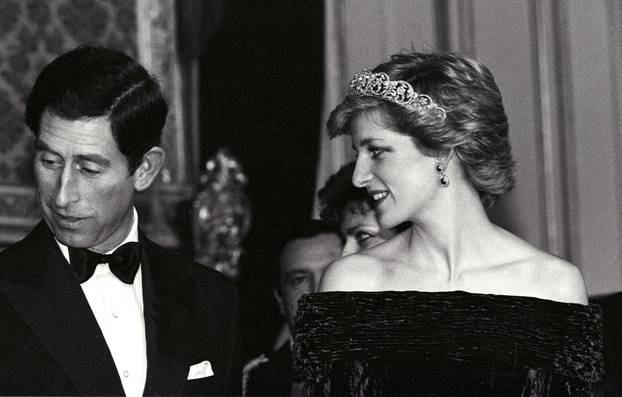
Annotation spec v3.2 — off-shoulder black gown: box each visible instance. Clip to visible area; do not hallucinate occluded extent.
[293,291,603,396]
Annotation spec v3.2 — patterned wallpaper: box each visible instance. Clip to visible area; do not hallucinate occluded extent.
[0,0,137,185]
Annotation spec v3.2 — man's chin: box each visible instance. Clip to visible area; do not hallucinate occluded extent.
[48,225,94,249]
[56,235,94,249]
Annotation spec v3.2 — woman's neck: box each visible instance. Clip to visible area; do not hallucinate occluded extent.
[405,182,498,281]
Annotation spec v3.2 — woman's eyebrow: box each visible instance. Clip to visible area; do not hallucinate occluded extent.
[352,138,382,150]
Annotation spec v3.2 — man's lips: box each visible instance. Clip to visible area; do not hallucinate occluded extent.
[51,211,87,225]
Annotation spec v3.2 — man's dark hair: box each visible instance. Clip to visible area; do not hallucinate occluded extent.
[317,161,372,226]
[272,220,339,294]
[25,44,168,173]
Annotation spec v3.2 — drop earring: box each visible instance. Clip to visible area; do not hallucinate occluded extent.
[435,162,449,187]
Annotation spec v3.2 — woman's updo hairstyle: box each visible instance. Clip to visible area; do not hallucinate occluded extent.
[327,52,515,208]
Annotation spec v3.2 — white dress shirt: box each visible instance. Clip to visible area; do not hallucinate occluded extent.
[57,208,147,397]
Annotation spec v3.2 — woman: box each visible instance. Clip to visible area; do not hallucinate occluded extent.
[294,52,602,396]
[317,161,405,256]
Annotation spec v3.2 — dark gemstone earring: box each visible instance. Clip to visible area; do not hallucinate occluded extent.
[436,162,449,187]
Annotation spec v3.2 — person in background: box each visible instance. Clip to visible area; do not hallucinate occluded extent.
[593,291,622,394]
[0,45,240,395]
[293,51,602,396]
[317,161,407,256]
[243,221,341,396]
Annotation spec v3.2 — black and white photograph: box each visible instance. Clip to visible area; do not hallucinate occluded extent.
[0,1,620,396]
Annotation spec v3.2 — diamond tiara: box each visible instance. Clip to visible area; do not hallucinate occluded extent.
[347,69,446,123]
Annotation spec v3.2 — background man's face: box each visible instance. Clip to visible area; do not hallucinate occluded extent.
[276,232,342,330]
[34,111,137,253]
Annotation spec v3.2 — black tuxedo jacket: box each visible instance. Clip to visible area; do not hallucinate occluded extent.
[246,343,293,396]
[0,221,241,396]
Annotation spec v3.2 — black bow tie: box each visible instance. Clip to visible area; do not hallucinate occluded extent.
[69,242,142,284]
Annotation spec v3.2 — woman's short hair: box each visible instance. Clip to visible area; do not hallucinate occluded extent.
[327,52,515,207]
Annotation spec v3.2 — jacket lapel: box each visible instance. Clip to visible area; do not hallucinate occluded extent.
[0,222,123,395]
[141,235,193,395]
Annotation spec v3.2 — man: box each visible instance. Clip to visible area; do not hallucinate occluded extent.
[244,221,342,396]
[0,46,239,395]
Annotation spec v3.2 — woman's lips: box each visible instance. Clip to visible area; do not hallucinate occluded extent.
[369,190,389,207]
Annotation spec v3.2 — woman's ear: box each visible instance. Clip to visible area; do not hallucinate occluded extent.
[133,146,166,191]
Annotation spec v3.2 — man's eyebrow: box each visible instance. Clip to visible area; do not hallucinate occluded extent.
[35,139,56,154]
[35,139,111,167]
[75,154,111,167]
[346,226,361,235]
[283,269,309,277]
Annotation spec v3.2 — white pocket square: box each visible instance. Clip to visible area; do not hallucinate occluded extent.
[187,360,214,380]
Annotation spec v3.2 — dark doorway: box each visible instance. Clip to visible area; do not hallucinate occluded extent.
[199,1,324,359]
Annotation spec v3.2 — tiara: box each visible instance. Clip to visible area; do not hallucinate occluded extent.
[348,69,446,123]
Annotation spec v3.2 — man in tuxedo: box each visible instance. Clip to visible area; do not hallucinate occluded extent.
[0,45,240,395]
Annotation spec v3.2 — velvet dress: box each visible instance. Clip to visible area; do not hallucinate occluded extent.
[293,291,603,396]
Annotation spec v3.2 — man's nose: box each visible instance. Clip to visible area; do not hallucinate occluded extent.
[352,157,372,188]
[54,167,80,208]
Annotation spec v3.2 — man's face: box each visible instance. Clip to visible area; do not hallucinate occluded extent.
[276,233,342,330]
[34,111,137,253]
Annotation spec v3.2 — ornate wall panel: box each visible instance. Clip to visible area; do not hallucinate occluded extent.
[134,0,194,249]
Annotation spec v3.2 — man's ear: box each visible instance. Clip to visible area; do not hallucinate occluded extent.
[273,288,286,317]
[133,146,166,192]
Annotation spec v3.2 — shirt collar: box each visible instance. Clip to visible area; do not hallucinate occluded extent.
[56,207,140,264]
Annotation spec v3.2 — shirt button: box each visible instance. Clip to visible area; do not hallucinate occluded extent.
[112,312,118,319]
[123,370,129,378]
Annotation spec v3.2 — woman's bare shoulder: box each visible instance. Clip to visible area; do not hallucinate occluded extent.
[490,230,588,304]
[319,253,385,292]
[518,253,588,305]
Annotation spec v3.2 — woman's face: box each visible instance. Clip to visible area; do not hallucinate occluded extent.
[350,110,439,228]
[340,202,397,256]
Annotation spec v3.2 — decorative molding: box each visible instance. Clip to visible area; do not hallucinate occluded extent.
[136,0,188,186]
[0,186,39,247]
[552,0,581,266]
[0,186,39,222]
[531,0,566,258]
[446,0,476,56]
[135,0,194,248]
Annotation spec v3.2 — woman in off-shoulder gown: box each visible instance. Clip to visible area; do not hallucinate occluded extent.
[293,52,603,396]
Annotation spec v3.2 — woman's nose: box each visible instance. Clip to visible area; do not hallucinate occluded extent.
[352,157,372,188]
